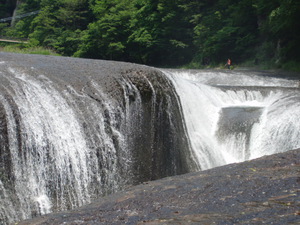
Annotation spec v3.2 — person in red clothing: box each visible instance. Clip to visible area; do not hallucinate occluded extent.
[226,58,231,69]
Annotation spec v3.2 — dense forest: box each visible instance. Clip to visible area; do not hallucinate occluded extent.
[0,0,300,70]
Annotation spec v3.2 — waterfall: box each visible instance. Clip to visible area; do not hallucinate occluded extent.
[1,53,299,225]
[164,70,300,170]
[0,65,143,224]
[0,54,192,224]
[0,67,124,223]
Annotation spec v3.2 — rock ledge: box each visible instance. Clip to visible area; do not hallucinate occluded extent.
[18,149,300,225]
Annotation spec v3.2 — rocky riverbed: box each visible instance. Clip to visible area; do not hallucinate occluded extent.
[18,149,300,225]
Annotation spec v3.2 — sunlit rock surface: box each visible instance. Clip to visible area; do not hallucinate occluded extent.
[18,149,300,225]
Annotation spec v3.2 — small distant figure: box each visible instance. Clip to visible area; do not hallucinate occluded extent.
[225,58,231,69]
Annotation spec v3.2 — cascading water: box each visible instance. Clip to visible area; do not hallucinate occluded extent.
[0,67,126,223]
[1,52,299,225]
[0,63,152,224]
[0,54,191,225]
[164,69,300,170]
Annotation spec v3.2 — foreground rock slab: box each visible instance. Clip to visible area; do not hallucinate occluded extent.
[19,149,300,225]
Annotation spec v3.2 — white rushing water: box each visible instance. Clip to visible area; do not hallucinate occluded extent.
[0,66,136,224]
[164,70,300,170]
[2,68,93,220]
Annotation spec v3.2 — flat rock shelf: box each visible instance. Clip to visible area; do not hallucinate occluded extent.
[18,149,300,225]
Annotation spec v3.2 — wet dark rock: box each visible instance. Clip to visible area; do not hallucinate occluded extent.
[18,149,300,225]
[0,53,198,224]
[0,53,195,184]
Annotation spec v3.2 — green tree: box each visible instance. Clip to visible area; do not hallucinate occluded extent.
[8,0,40,38]
[29,0,60,46]
[191,0,258,65]
[127,0,194,66]
[253,0,300,65]
[1,0,299,69]
[29,0,92,55]
[74,0,133,60]
[267,0,300,62]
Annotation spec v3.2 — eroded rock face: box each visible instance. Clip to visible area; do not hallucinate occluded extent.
[18,148,300,225]
[0,53,196,224]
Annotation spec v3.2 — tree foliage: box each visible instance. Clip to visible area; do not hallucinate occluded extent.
[0,0,299,68]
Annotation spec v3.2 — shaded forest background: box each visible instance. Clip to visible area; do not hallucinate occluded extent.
[0,0,300,70]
